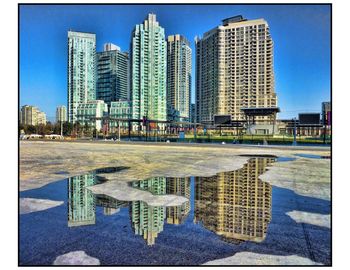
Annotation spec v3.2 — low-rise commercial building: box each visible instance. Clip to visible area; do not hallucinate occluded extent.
[109,100,132,131]
[76,100,108,131]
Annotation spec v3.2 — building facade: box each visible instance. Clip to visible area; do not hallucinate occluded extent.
[165,177,191,225]
[56,105,67,123]
[76,100,108,130]
[109,100,132,130]
[67,31,96,124]
[20,105,46,126]
[130,14,167,128]
[195,15,277,125]
[322,101,331,126]
[130,177,166,245]
[68,173,96,227]
[194,157,274,243]
[190,103,196,124]
[167,35,192,122]
[37,111,47,125]
[96,43,129,107]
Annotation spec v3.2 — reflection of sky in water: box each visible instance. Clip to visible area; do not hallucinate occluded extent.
[294,154,330,159]
[19,158,331,265]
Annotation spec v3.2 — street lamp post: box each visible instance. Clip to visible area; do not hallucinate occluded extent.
[292,118,297,146]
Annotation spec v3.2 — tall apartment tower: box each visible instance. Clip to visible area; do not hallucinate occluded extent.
[67,31,96,123]
[96,43,129,107]
[165,178,191,225]
[167,35,192,122]
[130,14,167,127]
[56,105,67,123]
[195,15,277,124]
[194,157,274,243]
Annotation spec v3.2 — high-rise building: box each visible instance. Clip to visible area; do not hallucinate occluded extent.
[37,111,47,125]
[96,43,129,107]
[130,177,166,245]
[195,15,277,124]
[130,14,167,129]
[167,35,192,122]
[68,173,96,227]
[165,177,191,225]
[194,157,274,243]
[20,105,38,126]
[67,31,96,124]
[20,105,46,126]
[56,105,67,123]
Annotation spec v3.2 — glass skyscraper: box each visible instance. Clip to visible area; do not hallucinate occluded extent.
[68,173,96,227]
[96,43,129,107]
[130,177,166,246]
[167,35,192,122]
[130,14,167,128]
[67,31,96,123]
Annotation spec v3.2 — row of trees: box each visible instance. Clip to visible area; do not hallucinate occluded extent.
[19,122,99,137]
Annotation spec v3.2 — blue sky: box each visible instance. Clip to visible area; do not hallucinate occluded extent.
[20,4,331,121]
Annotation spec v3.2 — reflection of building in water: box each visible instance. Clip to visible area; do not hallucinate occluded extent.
[68,173,96,227]
[130,177,166,245]
[95,194,128,216]
[195,158,274,243]
[166,177,191,224]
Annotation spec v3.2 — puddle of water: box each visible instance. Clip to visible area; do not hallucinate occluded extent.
[54,171,69,175]
[239,154,296,163]
[95,166,130,174]
[276,157,296,162]
[19,158,330,265]
[295,154,331,159]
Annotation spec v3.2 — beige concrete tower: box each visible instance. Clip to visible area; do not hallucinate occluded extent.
[195,15,277,124]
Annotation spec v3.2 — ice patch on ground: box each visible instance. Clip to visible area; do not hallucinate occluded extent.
[53,251,100,265]
[203,252,322,265]
[20,198,63,214]
[88,181,188,207]
[286,210,331,228]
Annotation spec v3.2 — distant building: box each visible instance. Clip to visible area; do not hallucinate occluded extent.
[20,105,38,126]
[195,15,277,125]
[109,100,132,130]
[56,105,67,123]
[67,31,96,123]
[20,105,46,126]
[130,14,167,129]
[167,35,192,122]
[322,101,331,126]
[96,43,129,107]
[37,111,47,125]
[76,100,108,130]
